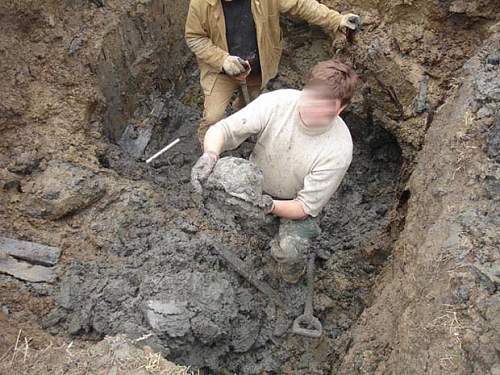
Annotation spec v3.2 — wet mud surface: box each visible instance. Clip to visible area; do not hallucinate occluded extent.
[42,92,402,373]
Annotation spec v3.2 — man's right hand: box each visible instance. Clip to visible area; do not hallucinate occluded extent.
[191,152,219,194]
[222,55,247,77]
[262,194,275,215]
[340,13,361,31]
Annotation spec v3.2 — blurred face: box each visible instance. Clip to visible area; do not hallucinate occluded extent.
[298,85,346,128]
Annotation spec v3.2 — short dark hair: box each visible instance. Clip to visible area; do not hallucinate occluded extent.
[304,59,358,107]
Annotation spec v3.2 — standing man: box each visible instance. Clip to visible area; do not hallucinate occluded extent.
[191,59,358,283]
[185,0,360,145]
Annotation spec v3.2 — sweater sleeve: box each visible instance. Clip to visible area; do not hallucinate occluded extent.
[212,93,273,151]
[295,151,352,217]
[185,0,228,71]
[278,0,343,33]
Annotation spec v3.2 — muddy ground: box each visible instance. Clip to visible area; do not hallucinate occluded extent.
[0,0,499,374]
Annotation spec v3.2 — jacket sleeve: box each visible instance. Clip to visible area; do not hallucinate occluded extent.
[185,0,229,71]
[279,0,343,33]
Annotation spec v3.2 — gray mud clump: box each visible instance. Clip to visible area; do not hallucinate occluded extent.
[23,161,106,220]
[204,157,270,229]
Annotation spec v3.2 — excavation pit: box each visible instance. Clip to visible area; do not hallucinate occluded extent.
[2,1,497,374]
[42,89,403,374]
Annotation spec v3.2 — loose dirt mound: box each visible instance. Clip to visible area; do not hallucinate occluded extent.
[0,334,190,375]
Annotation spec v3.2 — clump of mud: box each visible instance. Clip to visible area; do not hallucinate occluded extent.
[204,157,271,230]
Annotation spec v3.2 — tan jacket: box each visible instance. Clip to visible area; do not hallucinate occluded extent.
[185,0,343,94]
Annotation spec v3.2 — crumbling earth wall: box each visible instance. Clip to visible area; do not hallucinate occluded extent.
[280,0,499,159]
[336,38,500,375]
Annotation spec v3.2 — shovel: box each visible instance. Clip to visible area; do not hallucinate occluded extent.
[292,251,323,338]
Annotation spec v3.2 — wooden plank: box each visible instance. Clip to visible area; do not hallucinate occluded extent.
[0,255,56,283]
[0,237,61,266]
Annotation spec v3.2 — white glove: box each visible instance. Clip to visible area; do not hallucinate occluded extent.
[222,55,247,76]
[340,13,361,30]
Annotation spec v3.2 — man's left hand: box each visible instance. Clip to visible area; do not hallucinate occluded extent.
[340,13,361,31]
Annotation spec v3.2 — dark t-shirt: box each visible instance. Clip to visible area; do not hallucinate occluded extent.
[222,0,261,75]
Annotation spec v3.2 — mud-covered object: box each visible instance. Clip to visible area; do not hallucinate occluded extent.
[22,160,106,220]
[203,157,270,229]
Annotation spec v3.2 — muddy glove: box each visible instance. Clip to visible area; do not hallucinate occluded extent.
[262,194,275,215]
[340,13,361,31]
[222,55,247,77]
[191,152,218,194]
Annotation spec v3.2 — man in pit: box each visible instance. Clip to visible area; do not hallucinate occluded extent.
[185,0,361,145]
[191,59,358,283]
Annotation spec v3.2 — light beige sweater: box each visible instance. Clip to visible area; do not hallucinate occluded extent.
[213,89,353,217]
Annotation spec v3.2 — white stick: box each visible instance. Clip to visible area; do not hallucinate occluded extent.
[146,138,180,164]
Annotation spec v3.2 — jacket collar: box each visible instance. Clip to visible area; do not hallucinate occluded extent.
[207,0,254,6]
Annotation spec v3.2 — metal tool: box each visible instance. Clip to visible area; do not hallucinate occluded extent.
[240,80,251,106]
[237,57,252,106]
[292,252,323,338]
[213,244,285,308]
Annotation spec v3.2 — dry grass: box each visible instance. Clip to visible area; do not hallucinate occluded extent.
[0,331,195,375]
[424,307,470,373]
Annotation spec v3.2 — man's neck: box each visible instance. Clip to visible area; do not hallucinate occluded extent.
[297,110,335,135]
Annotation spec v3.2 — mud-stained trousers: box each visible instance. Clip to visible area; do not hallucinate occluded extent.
[197,73,262,145]
[269,217,322,283]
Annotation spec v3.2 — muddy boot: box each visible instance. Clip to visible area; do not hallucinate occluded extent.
[277,260,306,284]
[270,235,303,264]
[269,217,321,282]
[270,238,305,283]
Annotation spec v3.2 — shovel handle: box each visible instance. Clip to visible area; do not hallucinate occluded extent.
[240,81,251,106]
[292,252,323,338]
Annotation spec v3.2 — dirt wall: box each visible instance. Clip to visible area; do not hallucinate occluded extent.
[92,0,190,142]
[336,37,500,375]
